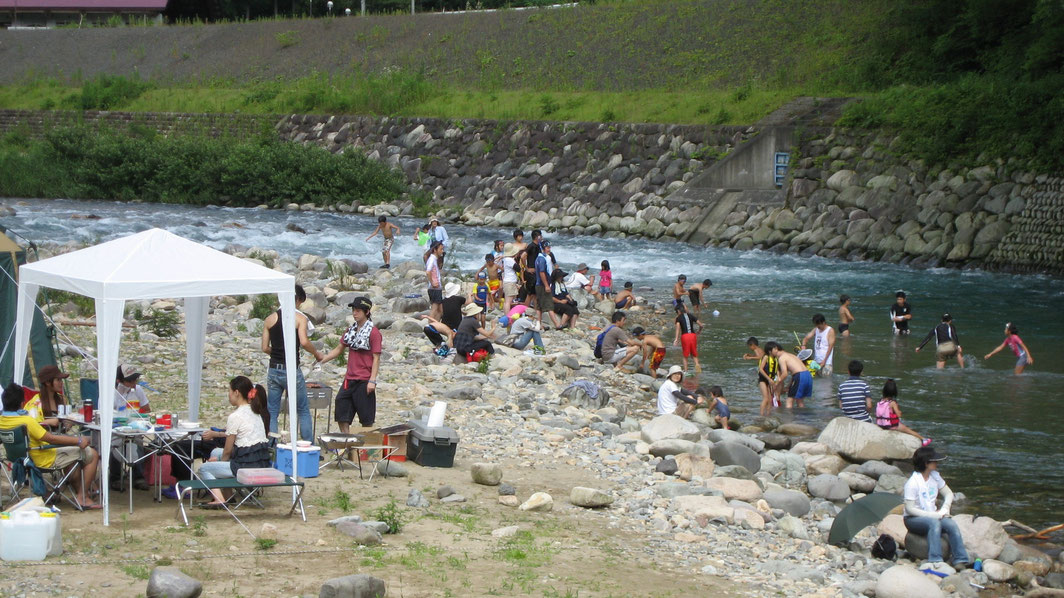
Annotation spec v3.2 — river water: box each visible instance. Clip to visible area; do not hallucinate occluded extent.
[5,198,1063,529]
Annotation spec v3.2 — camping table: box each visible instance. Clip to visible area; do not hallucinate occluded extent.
[143,427,207,502]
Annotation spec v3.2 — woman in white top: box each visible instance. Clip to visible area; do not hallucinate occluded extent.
[655,366,703,417]
[195,376,271,506]
[902,446,971,573]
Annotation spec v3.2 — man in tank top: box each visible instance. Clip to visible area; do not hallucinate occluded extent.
[261,285,325,441]
[801,313,836,375]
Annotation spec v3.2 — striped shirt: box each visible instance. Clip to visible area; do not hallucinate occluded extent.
[838,377,872,422]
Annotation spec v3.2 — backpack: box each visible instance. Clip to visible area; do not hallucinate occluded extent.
[594,325,616,359]
[871,534,898,560]
[875,400,894,427]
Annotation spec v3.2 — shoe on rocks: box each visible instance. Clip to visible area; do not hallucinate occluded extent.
[919,561,955,577]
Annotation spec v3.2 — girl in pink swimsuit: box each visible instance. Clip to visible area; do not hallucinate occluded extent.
[984,322,1034,374]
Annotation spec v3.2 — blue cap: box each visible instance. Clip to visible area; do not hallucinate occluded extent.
[498,316,510,326]
[477,271,487,279]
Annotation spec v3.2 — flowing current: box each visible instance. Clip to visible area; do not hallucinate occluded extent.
[5,198,1064,528]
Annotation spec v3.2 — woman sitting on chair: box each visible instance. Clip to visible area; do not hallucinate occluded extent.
[195,376,271,507]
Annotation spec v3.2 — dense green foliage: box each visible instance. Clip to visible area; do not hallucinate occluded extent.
[78,74,155,110]
[0,126,408,206]
[835,0,1064,169]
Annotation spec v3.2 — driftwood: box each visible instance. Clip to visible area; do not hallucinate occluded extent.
[56,318,133,328]
[1005,519,1064,540]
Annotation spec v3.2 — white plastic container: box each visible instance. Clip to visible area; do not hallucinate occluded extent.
[0,510,55,561]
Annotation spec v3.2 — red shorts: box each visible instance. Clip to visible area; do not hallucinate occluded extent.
[681,333,698,357]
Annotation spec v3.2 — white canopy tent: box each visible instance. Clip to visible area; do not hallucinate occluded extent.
[11,228,301,525]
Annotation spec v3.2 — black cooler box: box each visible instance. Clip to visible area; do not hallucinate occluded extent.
[407,420,459,467]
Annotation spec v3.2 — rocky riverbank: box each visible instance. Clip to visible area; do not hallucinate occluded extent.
[20,240,1062,598]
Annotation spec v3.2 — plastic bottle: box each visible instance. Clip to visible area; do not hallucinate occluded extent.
[974,558,983,572]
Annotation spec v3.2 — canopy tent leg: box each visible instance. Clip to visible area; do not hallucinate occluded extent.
[95,298,124,527]
[12,282,40,385]
[278,290,300,495]
[184,297,209,422]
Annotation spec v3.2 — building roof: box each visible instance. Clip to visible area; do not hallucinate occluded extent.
[0,0,166,10]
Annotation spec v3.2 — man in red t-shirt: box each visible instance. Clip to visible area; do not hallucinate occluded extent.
[321,296,383,434]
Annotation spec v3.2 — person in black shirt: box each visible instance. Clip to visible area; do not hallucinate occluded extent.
[916,313,964,369]
[261,284,325,441]
[421,282,466,353]
[890,291,912,335]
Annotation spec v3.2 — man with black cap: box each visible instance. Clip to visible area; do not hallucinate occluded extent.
[321,296,382,434]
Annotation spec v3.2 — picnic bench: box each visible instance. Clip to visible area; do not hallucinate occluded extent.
[175,477,306,526]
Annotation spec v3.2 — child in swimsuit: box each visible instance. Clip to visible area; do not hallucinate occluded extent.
[838,294,854,336]
[706,386,731,429]
[874,379,930,445]
[598,260,613,298]
[984,322,1034,374]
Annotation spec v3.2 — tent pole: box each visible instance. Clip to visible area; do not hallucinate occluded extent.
[95,298,125,526]
[278,291,299,495]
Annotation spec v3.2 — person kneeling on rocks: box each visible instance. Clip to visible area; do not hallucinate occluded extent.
[903,446,971,576]
[656,366,703,418]
[453,303,497,358]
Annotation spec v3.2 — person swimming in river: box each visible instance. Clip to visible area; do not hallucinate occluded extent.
[984,322,1034,374]
[839,294,855,337]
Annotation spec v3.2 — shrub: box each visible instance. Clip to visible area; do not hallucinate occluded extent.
[249,294,278,320]
[78,74,153,110]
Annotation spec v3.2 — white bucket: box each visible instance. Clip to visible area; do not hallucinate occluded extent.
[0,510,56,561]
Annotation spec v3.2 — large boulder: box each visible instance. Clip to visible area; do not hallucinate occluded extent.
[671,494,734,525]
[804,453,849,476]
[570,487,614,508]
[710,442,761,474]
[649,439,710,458]
[707,429,765,453]
[807,474,851,501]
[471,463,503,486]
[760,450,806,487]
[838,471,877,493]
[763,488,810,517]
[146,567,202,598]
[674,453,716,481]
[641,414,702,444]
[981,559,1016,583]
[319,574,387,598]
[952,514,1008,560]
[817,417,922,462]
[876,565,944,598]
[905,531,952,561]
[704,477,763,502]
[856,460,903,479]
[874,473,908,494]
[878,514,907,545]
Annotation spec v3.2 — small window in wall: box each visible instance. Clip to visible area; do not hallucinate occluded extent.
[774,152,790,188]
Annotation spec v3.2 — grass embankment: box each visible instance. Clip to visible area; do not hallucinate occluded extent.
[1,0,1061,172]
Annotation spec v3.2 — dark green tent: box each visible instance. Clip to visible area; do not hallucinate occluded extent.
[1,228,57,390]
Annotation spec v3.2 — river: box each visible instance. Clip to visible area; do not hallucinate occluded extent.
[4,197,1063,529]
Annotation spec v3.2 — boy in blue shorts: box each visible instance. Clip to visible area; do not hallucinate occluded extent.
[767,341,812,408]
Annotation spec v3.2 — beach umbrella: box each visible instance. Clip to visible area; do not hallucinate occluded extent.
[828,492,904,546]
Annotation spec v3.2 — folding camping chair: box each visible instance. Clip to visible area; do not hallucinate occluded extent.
[0,426,85,511]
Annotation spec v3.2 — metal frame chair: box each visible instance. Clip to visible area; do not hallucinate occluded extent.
[0,425,85,511]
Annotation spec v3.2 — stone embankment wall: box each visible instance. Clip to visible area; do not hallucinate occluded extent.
[699,129,1064,273]
[278,114,748,240]
[0,109,275,140]
[3,110,1062,273]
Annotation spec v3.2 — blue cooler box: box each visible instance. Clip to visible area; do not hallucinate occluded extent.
[274,444,321,478]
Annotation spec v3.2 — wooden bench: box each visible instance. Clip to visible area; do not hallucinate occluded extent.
[175,477,306,526]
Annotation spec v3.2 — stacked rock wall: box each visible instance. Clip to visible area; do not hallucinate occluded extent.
[684,128,1064,273]
[277,114,748,241]
[0,109,274,140]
